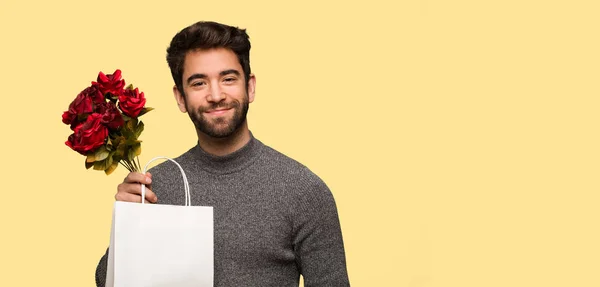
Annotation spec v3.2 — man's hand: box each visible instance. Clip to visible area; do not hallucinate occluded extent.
[115,172,158,203]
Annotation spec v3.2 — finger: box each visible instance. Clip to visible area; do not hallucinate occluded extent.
[117,182,157,202]
[123,172,152,185]
[135,185,158,203]
[143,187,158,203]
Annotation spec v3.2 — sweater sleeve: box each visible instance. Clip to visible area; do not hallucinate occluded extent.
[292,177,350,286]
[95,248,108,287]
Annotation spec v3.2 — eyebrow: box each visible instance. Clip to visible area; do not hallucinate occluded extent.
[220,69,241,77]
[186,69,242,85]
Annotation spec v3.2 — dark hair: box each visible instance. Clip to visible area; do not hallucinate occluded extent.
[166,21,251,94]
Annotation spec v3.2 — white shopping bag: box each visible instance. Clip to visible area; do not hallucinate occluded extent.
[106,157,214,287]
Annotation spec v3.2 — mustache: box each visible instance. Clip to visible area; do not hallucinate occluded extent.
[197,101,240,113]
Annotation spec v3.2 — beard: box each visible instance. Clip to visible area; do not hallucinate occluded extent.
[187,95,249,138]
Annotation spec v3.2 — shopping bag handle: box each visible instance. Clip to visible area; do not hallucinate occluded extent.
[140,156,191,206]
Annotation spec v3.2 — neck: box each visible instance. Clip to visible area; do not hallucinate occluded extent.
[196,121,252,156]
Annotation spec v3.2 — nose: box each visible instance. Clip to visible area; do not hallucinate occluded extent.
[207,82,224,103]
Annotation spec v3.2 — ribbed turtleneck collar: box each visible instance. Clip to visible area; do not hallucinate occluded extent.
[190,132,262,175]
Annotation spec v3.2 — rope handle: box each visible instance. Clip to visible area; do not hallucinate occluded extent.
[140,156,191,206]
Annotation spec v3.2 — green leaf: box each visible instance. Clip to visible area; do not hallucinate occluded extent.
[123,118,138,139]
[95,146,109,161]
[93,159,107,171]
[107,151,116,163]
[112,135,123,146]
[127,148,136,162]
[125,84,134,90]
[138,107,154,117]
[114,138,127,157]
[85,160,94,169]
[105,153,113,169]
[134,121,144,138]
[94,154,113,171]
[121,127,134,139]
[125,138,141,146]
[116,144,126,158]
[132,142,141,156]
[94,151,111,170]
[122,114,132,122]
[130,117,139,128]
[105,161,119,175]
[86,153,96,163]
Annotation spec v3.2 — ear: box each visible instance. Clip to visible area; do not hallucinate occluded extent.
[173,85,187,113]
[247,73,256,103]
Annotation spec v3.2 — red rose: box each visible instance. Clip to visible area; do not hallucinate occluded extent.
[62,85,105,129]
[62,91,93,129]
[96,102,124,130]
[62,111,77,126]
[118,88,146,117]
[64,92,93,121]
[94,69,125,96]
[65,113,108,155]
[85,84,106,104]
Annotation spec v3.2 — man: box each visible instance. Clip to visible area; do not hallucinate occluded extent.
[95,21,350,286]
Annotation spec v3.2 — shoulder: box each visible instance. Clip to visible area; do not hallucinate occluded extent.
[257,141,331,196]
[257,143,342,228]
[259,143,318,177]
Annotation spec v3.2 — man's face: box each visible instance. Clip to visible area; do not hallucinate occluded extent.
[174,48,255,138]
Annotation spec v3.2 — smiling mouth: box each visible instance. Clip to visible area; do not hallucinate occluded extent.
[205,108,232,115]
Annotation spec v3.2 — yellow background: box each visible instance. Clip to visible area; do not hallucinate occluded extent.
[1,0,599,286]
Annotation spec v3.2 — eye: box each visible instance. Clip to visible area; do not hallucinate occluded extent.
[192,81,205,87]
[223,77,236,83]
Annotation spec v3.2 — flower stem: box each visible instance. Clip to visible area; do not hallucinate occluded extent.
[130,158,138,172]
[130,160,137,172]
[119,161,132,172]
[125,159,136,172]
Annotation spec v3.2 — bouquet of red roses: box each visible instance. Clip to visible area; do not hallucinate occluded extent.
[62,69,153,175]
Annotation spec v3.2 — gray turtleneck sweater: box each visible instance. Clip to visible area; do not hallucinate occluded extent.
[95,135,350,286]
